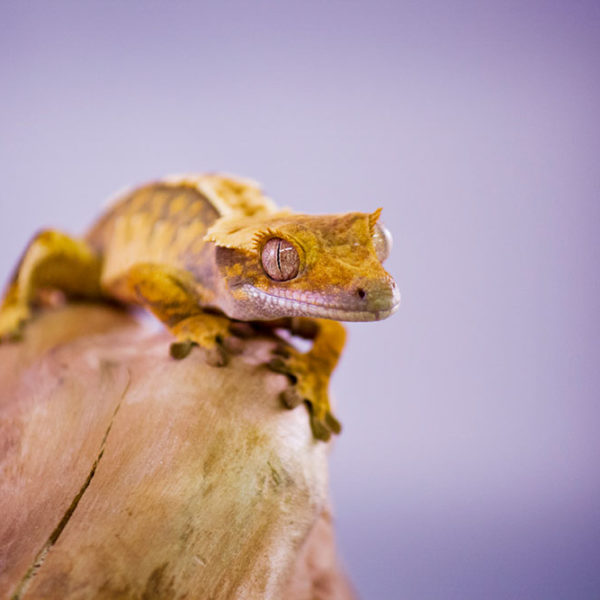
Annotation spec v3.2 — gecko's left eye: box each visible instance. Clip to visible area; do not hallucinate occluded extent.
[372,222,393,262]
[261,238,300,281]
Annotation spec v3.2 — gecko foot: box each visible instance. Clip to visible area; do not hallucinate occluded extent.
[169,313,249,367]
[0,304,31,343]
[268,347,342,442]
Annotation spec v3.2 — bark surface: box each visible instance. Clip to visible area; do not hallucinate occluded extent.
[0,304,354,600]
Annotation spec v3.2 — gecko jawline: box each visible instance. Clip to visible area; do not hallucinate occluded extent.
[240,284,401,322]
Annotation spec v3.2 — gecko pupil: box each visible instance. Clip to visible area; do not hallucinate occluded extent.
[276,240,282,272]
[261,238,299,281]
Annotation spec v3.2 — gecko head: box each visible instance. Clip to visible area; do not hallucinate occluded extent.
[207,209,400,322]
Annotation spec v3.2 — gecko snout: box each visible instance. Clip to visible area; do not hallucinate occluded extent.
[353,277,400,320]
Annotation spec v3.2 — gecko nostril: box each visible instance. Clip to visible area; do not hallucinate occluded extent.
[357,288,366,300]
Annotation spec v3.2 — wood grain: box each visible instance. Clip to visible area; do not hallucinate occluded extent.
[0,304,354,599]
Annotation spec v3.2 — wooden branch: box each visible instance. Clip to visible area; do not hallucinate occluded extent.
[0,304,354,599]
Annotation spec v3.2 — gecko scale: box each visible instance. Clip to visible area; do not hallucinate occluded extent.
[0,174,400,440]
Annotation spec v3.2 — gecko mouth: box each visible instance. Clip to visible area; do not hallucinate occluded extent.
[240,284,401,322]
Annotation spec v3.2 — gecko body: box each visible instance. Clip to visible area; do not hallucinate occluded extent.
[0,174,400,440]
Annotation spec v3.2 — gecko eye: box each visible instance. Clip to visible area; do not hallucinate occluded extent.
[261,238,300,281]
[372,222,393,262]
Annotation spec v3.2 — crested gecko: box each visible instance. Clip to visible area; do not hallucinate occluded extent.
[0,174,400,441]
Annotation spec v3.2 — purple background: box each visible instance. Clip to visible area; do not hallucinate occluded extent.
[2,1,599,597]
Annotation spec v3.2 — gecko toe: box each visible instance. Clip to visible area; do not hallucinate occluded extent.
[280,387,304,409]
[267,356,288,374]
[221,335,244,355]
[325,411,342,434]
[267,358,298,384]
[169,339,196,360]
[309,414,332,442]
[0,306,31,344]
[272,343,291,358]
[0,329,24,344]
[204,345,228,367]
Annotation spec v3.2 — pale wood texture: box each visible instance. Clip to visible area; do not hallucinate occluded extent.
[0,304,355,600]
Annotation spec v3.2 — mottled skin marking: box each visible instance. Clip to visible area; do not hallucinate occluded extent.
[0,174,400,440]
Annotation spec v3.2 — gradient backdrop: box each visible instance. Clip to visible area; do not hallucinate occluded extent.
[2,2,599,598]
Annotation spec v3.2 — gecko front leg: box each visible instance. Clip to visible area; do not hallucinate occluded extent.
[111,263,245,366]
[268,318,347,441]
[0,230,103,341]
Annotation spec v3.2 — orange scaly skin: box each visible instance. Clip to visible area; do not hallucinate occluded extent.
[0,174,400,440]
